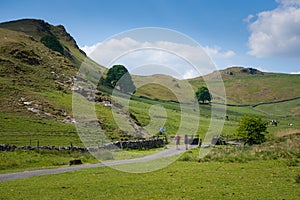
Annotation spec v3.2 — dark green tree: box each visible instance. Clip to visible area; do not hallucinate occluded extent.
[105,65,135,93]
[196,86,212,103]
[236,115,268,145]
[40,35,64,54]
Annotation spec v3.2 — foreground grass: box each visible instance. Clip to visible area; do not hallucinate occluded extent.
[0,159,299,199]
[0,134,299,199]
[0,150,97,173]
[0,148,165,174]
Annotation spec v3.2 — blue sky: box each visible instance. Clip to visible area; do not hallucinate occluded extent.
[1,0,300,76]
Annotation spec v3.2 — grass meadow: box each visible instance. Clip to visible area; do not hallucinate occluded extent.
[0,159,299,199]
[2,133,299,199]
[255,98,300,117]
[1,94,299,171]
[0,92,299,199]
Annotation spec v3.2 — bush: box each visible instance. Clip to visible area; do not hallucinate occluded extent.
[236,115,268,145]
[40,35,64,54]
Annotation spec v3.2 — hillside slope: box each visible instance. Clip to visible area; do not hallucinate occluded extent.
[190,67,300,104]
[0,19,85,67]
[136,67,300,105]
[0,19,136,144]
[0,19,106,118]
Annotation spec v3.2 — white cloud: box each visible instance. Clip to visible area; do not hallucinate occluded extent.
[247,1,300,58]
[81,44,98,55]
[182,69,198,79]
[243,14,254,23]
[290,71,300,74]
[276,0,300,6]
[203,46,236,59]
[81,37,228,79]
[81,36,236,79]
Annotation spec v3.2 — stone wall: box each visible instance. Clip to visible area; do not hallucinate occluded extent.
[98,139,164,150]
[0,138,165,152]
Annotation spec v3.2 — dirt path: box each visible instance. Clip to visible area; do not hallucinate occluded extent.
[0,145,197,182]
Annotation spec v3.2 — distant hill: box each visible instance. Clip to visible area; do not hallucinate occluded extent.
[135,67,300,105]
[190,67,300,104]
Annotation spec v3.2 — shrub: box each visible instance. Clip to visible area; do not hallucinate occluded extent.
[236,115,268,145]
[40,35,64,54]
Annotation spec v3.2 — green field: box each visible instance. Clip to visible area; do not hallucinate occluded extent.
[1,19,300,199]
[255,98,300,117]
[1,133,299,199]
[0,112,80,146]
[1,95,299,146]
[0,159,299,199]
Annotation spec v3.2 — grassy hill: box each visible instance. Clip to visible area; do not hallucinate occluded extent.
[0,19,106,110]
[0,19,110,145]
[0,27,73,113]
[195,67,300,104]
[136,67,300,105]
[0,19,85,67]
[0,18,299,148]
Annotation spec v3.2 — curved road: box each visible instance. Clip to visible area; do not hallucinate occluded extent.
[0,145,198,182]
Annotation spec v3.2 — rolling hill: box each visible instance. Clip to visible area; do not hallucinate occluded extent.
[135,66,300,106]
[0,18,299,146]
[1,19,299,109]
[190,67,300,105]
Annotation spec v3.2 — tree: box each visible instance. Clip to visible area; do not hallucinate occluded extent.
[196,86,211,103]
[104,65,135,93]
[236,115,268,145]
